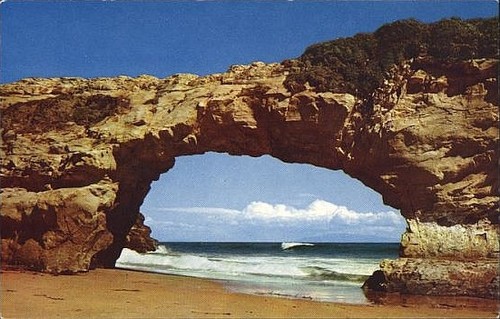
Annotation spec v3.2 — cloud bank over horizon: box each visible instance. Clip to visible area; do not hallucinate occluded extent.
[145,199,406,242]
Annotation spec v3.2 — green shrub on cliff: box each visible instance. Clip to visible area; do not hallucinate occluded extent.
[428,18,480,60]
[471,17,500,58]
[284,16,498,98]
[374,19,429,69]
[286,33,381,97]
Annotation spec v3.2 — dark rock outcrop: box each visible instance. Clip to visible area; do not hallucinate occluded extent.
[1,58,498,298]
[363,258,498,299]
[124,213,158,253]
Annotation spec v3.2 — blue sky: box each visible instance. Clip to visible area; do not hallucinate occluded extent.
[1,1,497,242]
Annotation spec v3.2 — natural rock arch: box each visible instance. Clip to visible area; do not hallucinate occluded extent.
[136,152,406,243]
[1,60,498,297]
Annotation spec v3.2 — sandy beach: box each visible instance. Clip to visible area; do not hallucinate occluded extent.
[1,268,497,318]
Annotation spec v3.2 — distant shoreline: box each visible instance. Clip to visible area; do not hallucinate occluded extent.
[1,268,497,318]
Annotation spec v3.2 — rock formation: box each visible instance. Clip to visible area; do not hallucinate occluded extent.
[1,58,498,298]
[124,213,158,253]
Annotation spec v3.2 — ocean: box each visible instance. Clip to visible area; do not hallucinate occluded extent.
[116,242,399,304]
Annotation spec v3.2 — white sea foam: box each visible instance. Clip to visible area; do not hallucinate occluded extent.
[118,248,306,279]
[116,246,376,282]
[152,244,172,255]
[115,243,393,304]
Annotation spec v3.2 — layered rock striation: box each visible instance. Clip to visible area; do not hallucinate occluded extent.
[1,58,498,297]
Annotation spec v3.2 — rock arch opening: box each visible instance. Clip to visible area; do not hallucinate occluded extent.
[115,152,408,303]
[137,152,406,243]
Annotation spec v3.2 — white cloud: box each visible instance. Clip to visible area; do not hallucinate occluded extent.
[151,199,404,226]
[243,199,403,226]
[145,200,406,242]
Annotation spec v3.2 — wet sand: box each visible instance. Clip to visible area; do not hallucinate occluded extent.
[1,268,497,318]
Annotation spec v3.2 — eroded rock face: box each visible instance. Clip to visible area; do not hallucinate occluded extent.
[1,179,116,273]
[124,213,158,253]
[1,59,498,297]
[364,258,499,299]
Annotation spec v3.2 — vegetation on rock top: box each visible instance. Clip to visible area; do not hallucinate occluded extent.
[284,16,499,97]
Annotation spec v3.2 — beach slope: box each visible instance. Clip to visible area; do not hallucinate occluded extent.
[1,269,497,318]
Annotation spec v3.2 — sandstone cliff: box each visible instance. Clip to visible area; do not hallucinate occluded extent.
[1,58,498,297]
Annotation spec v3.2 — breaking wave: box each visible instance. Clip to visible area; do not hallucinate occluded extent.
[117,244,375,284]
[281,242,315,250]
[115,242,400,303]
